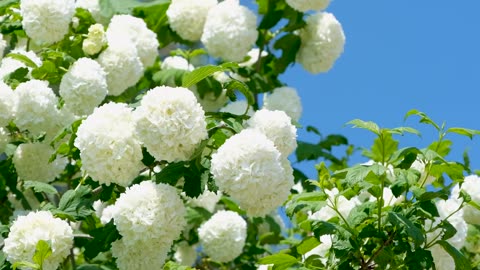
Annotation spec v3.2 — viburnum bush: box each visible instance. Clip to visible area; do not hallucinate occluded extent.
[0,0,479,269]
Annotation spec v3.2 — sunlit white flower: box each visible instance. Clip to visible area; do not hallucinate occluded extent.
[247,109,297,157]
[188,188,222,212]
[161,56,194,71]
[106,15,159,68]
[174,241,197,266]
[211,129,294,216]
[297,12,345,74]
[220,100,253,116]
[60,58,108,116]
[0,127,9,153]
[82,23,107,55]
[430,244,454,270]
[286,0,330,12]
[309,188,360,221]
[198,210,246,262]
[111,238,169,270]
[3,211,73,270]
[20,0,75,45]
[74,102,143,186]
[0,82,14,127]
[263,87,302,122]
[452,175,480,225]
[201,0,258,61]
[167,0,217,42]
[134,86,207,162]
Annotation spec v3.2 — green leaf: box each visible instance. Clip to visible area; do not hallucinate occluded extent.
[388,212,424,246]
[273,33,301,73]
[223,79,255,106]
[32,240,52,268]
[367,132,399,163]
[77,264,113,270]
[390,126,422,137]
[297,236,320,255]
[437,240,471,270]
[404,109,440,131]
[428,140,452,157]
[23,181,58,195]
[12,261,39,270]
[155,162,186,186]
[84,221,121,260]
[163,261,195,270]
[56,185,93,220]
[181,65,225,87]
[258,254,298,267]
[5,53,38,68]
[346,119,381,135]
[446,127,480,139]
[312,221,337,238]
[108,0,168,14]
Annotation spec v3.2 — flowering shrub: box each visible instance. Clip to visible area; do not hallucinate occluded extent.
[0,0,479,270]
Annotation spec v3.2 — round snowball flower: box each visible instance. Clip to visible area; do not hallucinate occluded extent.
[112,238,169,270]
[134,86,207,162]
[296,12,345,74]
[211,129,294,216]
[452,175,480,225]
[174,241,197,266]
[198,210,246,262]
[13,80,62,137]
[106,15,159,68]
[0,82,15,127]
[201,0,258,61]
[20,0,75,45]
[74,102,143,186]
[286,0,330,12]
[82,23,107,55]
[110,181,186,245]
[0,127,9,153]
[247,109,297,157]
[13,142,67,182]
[3,211,73,270]
[220,100,253,116]
[161,56,194,71]
[60,58,107,116]
[263,86,302,122]
[167,0,217,42]
[97,42,143,96]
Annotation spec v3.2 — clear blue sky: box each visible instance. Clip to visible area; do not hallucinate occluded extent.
[246,1,480,178]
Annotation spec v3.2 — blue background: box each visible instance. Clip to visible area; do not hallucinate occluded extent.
[246,1,480,178]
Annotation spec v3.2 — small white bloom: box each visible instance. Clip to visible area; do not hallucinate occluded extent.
[0,127,9,153]
[309,188,360,221]
[211,129,294,216]
[3,211,74,270]
[0,81,15,127]
[97,42,143,96]
[247,109,297,157]
[286,0,331,12]
[263,87,302,122]
[188,188,222,212]
[60,57,108,116]
[161,56,194,71]
[297,12,345,74]
[134,86,207,162]
[167,0,218,42]
[174,241,197,266]
[238,48,268,67]
[20,0,75,45]
[452,175,480,225]
[106,15,159,68]
[13,142,67,183]
[111,238,169,270]
[82,23,107,55]
[201,0,258,61]
[198,210,247,262]
[74,102,143,186]
[220,100,253,116]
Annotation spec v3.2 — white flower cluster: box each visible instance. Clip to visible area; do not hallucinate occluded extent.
[0,82,15,127]
[430,244,454,270]
[174,241,197,267]
[97,42,143,96]
[167,0,218,42]
[13,80,62,137]
[13,142,68,183]
[0,50,42,80]
[134,86,207,162]
[263,87,302,122]
[161,56,194,71]
[452,175,480,224]
[297,12,345,74]
[211,129,294,216]
[74,103,143,186]
[3,211,74,270]
[247,109,297,157]
[188,188,222,213]
[0,127,9,153]
[59,57,108,116]
[109,181,186,269]
[201,0,258,61]
[286,0,331,12]
[111,238,168,270]
[20,0,75,45]
[198,210,247,262]
[82,23,107,56]
[106,15,159,68]
[309,188,360,221]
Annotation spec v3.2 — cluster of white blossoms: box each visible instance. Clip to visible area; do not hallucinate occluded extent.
[20,0,75,45]
[0,127,9,152]
[82,23,107,56]
[13,80,62,137]
[96,42,143,96]
[161,56,194,71]
[0,49,42,80]
[111,238,168,270]
[13,142,68,183]
[201,0,258,61]
[309,188,360,221]
[134,86,208,162]
[167,0,217,42]
[0,81,14,127]
[211,129,294,216]
[174,241,197,267]
[263,87,302,122]
[3,211,74,270]
[198,210,247,262]
[106,15,159,68]
[74,103,143,186]
[452,175,480,224]
[286,0,331,12]
[247,109,297,157]
[59,57,108,116]
[187,188,222,213]
[109,181,186,269]
[297,12,345,74]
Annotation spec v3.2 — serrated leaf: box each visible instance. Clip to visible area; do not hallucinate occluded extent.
[56,185,93,220]
[437,240,471,270]
[181,65,224,87]
[347,119,381,135]
[84,221,121,260]
[32,240,52,268]
[23,181,58,195]
[258,254,298,266]
[404,109,440,131]
[311,221,337,238]
[446,127,480,139]
[390,126,421,137]
[297,236,320,255]
[388,212,424,246]
[163,261,195,270]
[155,162,186,186]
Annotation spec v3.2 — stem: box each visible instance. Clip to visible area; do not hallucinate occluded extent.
[362,231,396,269]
